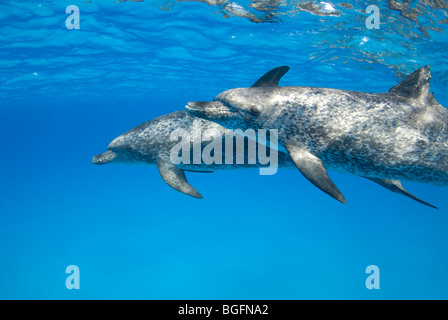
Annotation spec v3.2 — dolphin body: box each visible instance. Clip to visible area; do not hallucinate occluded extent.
[93,110,295,199]
[186,66,446,208]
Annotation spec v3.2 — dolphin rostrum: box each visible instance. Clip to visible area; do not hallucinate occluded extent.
[186,66,445,208]
[93,110,294,199]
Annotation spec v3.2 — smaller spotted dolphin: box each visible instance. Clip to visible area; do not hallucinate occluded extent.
[187,66,446,208]
[93,110,294,199]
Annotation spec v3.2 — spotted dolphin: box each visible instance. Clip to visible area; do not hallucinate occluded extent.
[186,66,445,208]
[93,110,294,199]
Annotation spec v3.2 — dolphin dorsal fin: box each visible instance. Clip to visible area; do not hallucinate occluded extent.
[389,66,435,104]
[251,66,290,88]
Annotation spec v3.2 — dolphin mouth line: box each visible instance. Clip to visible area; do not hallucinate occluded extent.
[185,104,202,112]
[214,99,238,112]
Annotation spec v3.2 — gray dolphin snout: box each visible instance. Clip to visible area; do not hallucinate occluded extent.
[186,101,233,120]
[92,150,117,165]
[186,101,206,111]
[186,101,227,112]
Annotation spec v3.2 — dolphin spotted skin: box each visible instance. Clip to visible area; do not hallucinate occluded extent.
[93,110,295,199]
[186,66,445,208]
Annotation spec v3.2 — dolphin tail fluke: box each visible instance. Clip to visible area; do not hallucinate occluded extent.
[156,158,203,199]
[368,178,438,209]
[286,145,347,204]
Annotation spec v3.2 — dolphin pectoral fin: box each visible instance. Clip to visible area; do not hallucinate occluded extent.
[368,178,438,209]
[156,159,203,199]
[286,145,347,204]
[251,66,290,88]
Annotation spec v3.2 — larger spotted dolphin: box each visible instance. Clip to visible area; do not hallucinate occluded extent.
[186,66,446,208]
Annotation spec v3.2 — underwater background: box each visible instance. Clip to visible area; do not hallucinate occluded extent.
[1,0,448,299]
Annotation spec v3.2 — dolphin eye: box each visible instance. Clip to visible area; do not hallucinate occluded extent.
[248,105,261,115]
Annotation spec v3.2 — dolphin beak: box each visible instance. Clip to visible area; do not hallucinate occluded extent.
[92,150,117,165]
[186,101,231,118]
[186,101,213,112]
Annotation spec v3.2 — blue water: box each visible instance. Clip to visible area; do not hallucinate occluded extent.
[1,0,448,299]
